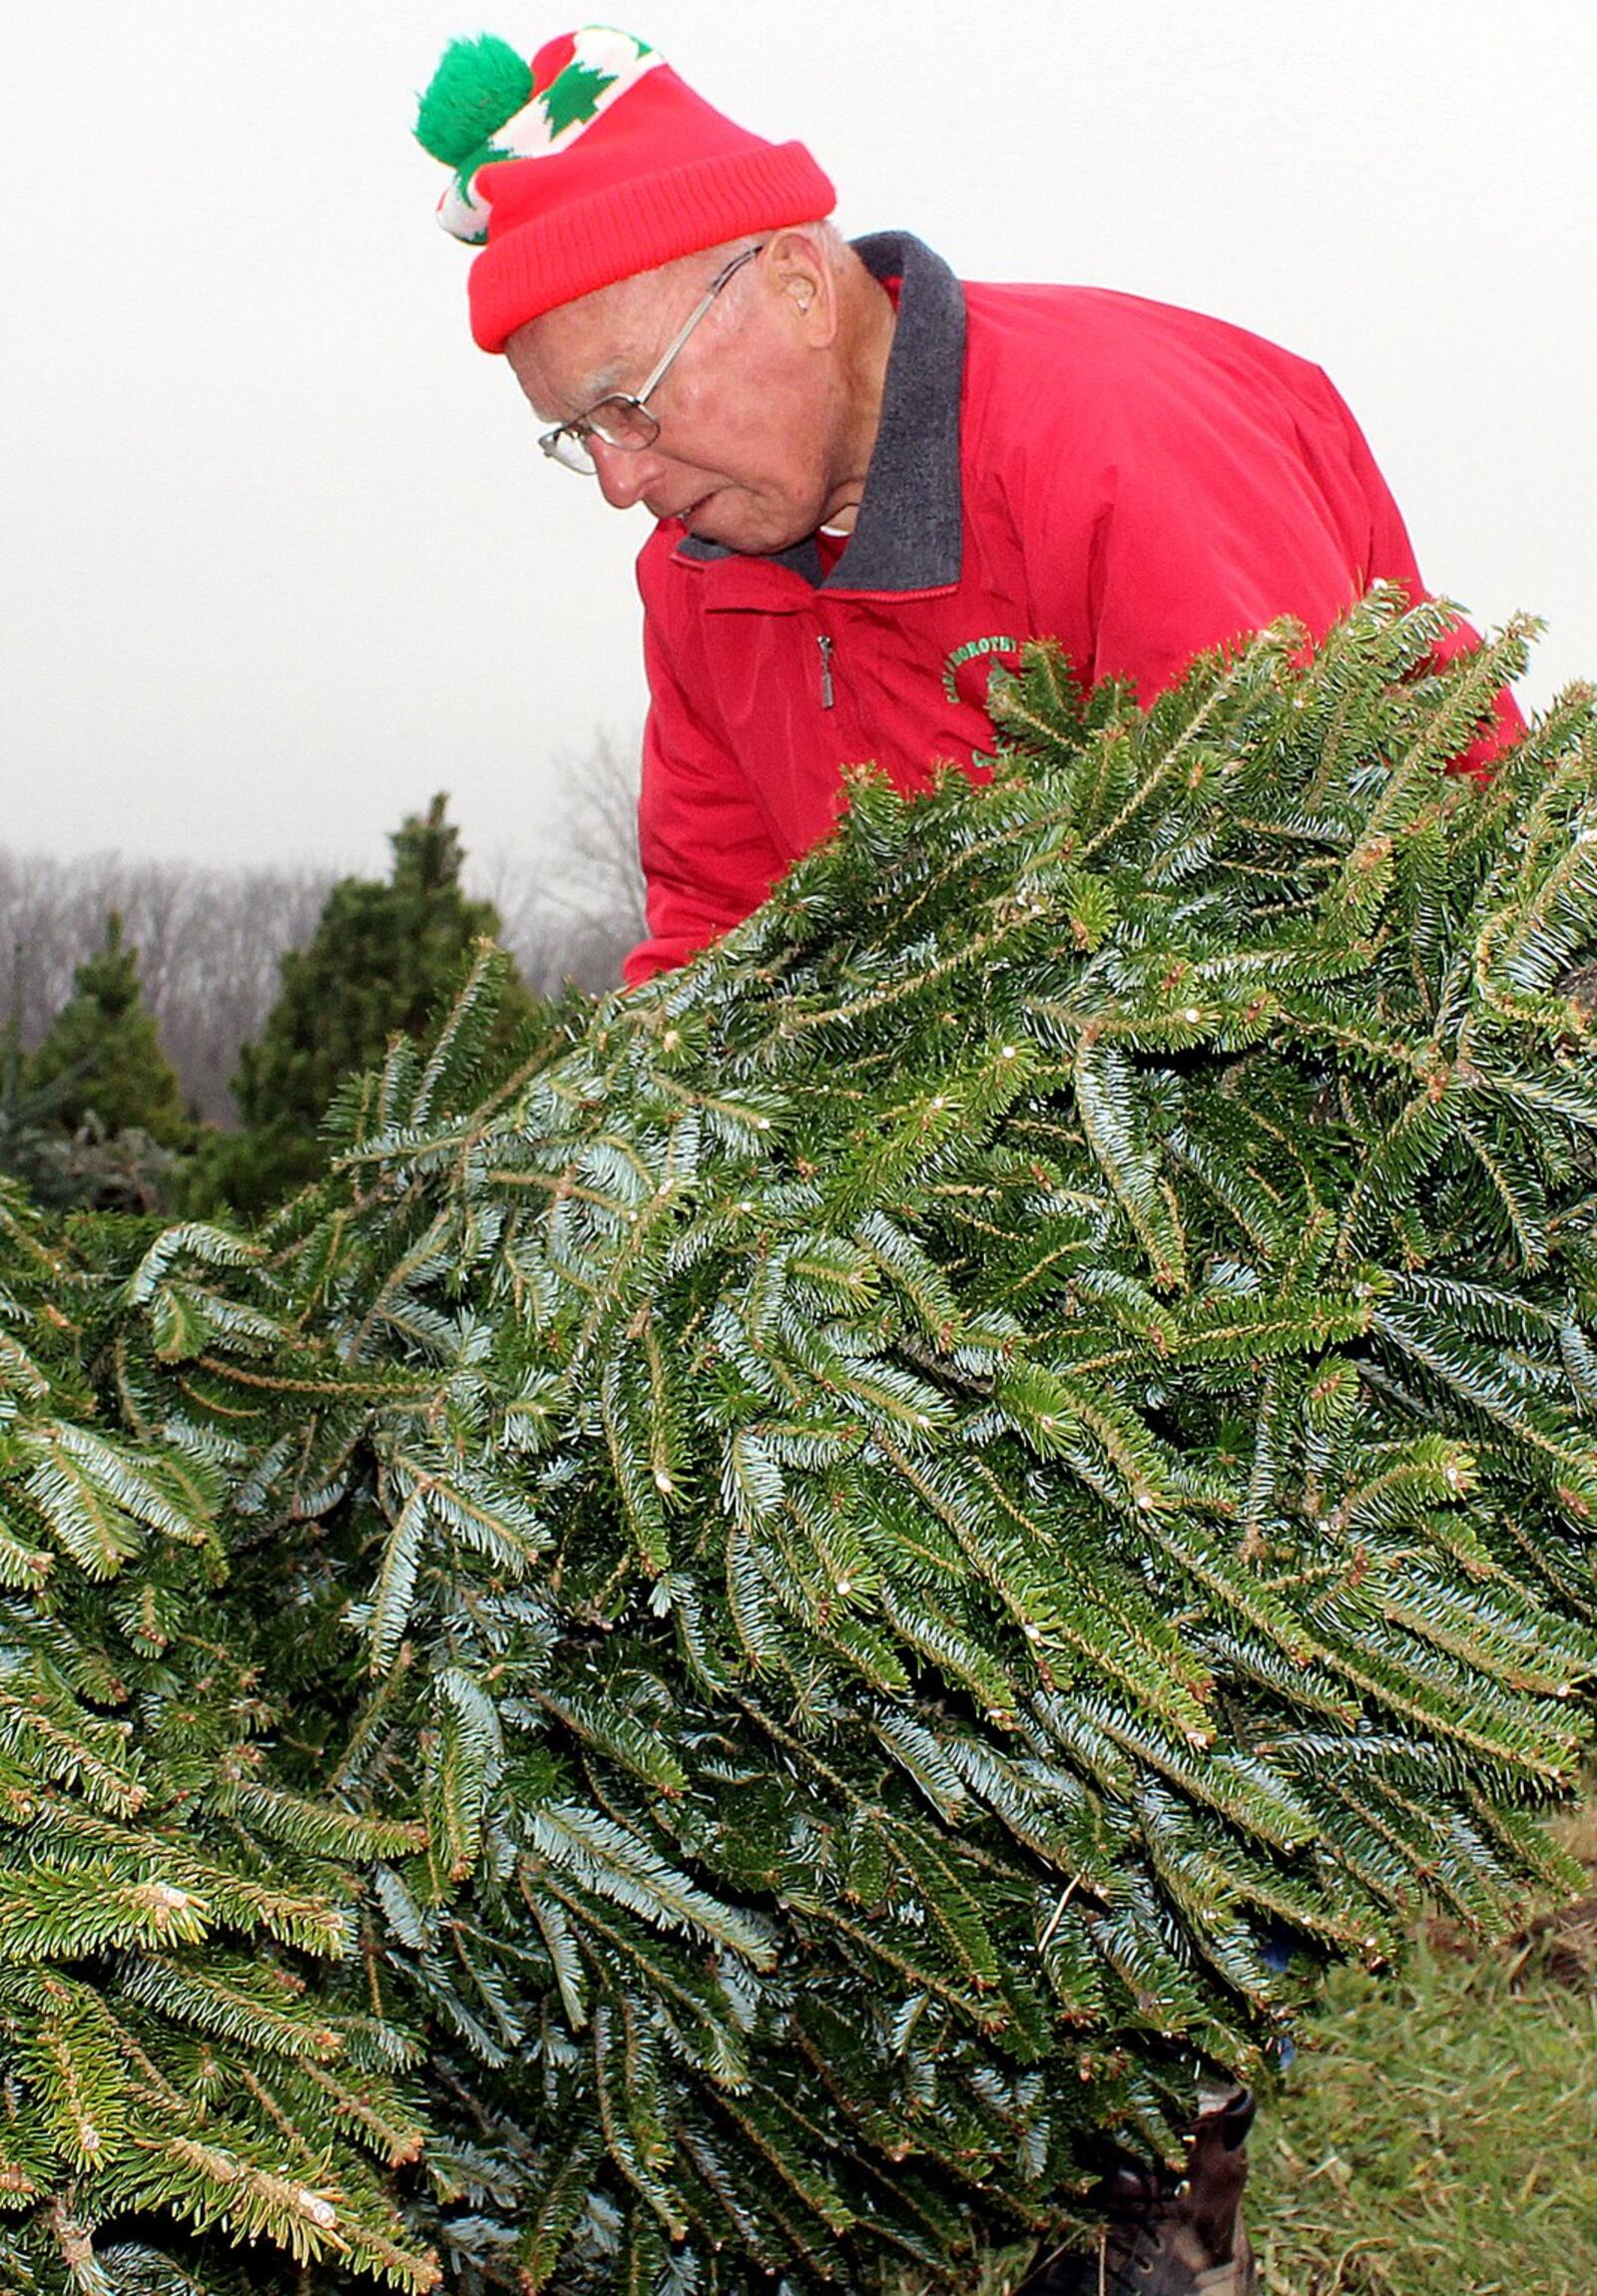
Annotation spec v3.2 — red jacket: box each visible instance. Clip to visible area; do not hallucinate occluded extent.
[626,233,1520,983]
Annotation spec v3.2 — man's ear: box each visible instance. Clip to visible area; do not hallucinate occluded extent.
[764,229,836,342]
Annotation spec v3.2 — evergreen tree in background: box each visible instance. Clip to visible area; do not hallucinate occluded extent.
[190,795,545,1216]
[1,596,1594,2294]
[26,914,189,1151]
[4,916,192,1211]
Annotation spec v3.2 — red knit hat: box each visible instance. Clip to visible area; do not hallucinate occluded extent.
[414,27,836,353]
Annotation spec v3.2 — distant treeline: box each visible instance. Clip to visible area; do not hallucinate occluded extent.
[0,739,646,1125]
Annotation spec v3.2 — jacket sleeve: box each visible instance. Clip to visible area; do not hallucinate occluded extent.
[623,559,789,986]
[1013,355,1523,774]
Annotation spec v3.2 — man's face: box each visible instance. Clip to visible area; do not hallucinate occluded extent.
[504,241,841,555]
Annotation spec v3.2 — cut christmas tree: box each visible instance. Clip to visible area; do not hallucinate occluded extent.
[3,591,1594,2294]
[0,1189,438,2293]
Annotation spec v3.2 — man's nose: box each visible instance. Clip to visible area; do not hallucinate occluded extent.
[591,435,666,510]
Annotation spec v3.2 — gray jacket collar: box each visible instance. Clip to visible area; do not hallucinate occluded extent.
[676,231,965,593]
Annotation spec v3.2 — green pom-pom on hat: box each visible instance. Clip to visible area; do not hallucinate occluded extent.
[414,34,534,166]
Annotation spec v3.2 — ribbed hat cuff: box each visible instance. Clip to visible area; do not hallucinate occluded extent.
[468,141,836,351]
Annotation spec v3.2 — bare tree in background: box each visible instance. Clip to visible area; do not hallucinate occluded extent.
[0,854,335,1124]
[470,729,648,997]
[2,735,652,1128]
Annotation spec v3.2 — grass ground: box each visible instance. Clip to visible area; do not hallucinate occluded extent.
[960,1795,1597,2296]
[1248,1795,1597,2295]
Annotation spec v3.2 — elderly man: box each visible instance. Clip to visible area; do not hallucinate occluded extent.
[416,26,1520,2292]
[418,26,1519,996]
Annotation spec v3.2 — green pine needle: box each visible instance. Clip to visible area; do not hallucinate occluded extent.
[3,592,1595,2295]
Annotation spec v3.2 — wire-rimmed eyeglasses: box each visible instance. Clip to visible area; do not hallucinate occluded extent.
[538,242,767,476]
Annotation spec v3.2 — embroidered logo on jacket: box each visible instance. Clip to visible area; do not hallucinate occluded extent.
[941,634,1023,708]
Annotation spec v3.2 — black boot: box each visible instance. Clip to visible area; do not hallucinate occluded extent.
[1017,2089,1259,2296]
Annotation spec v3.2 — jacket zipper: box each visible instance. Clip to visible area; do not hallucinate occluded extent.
[816,633,835,709]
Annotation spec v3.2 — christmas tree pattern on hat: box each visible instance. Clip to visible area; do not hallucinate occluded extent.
[415,27,664,245]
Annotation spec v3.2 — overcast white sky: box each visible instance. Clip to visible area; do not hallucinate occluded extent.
[2,1,1593,879]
